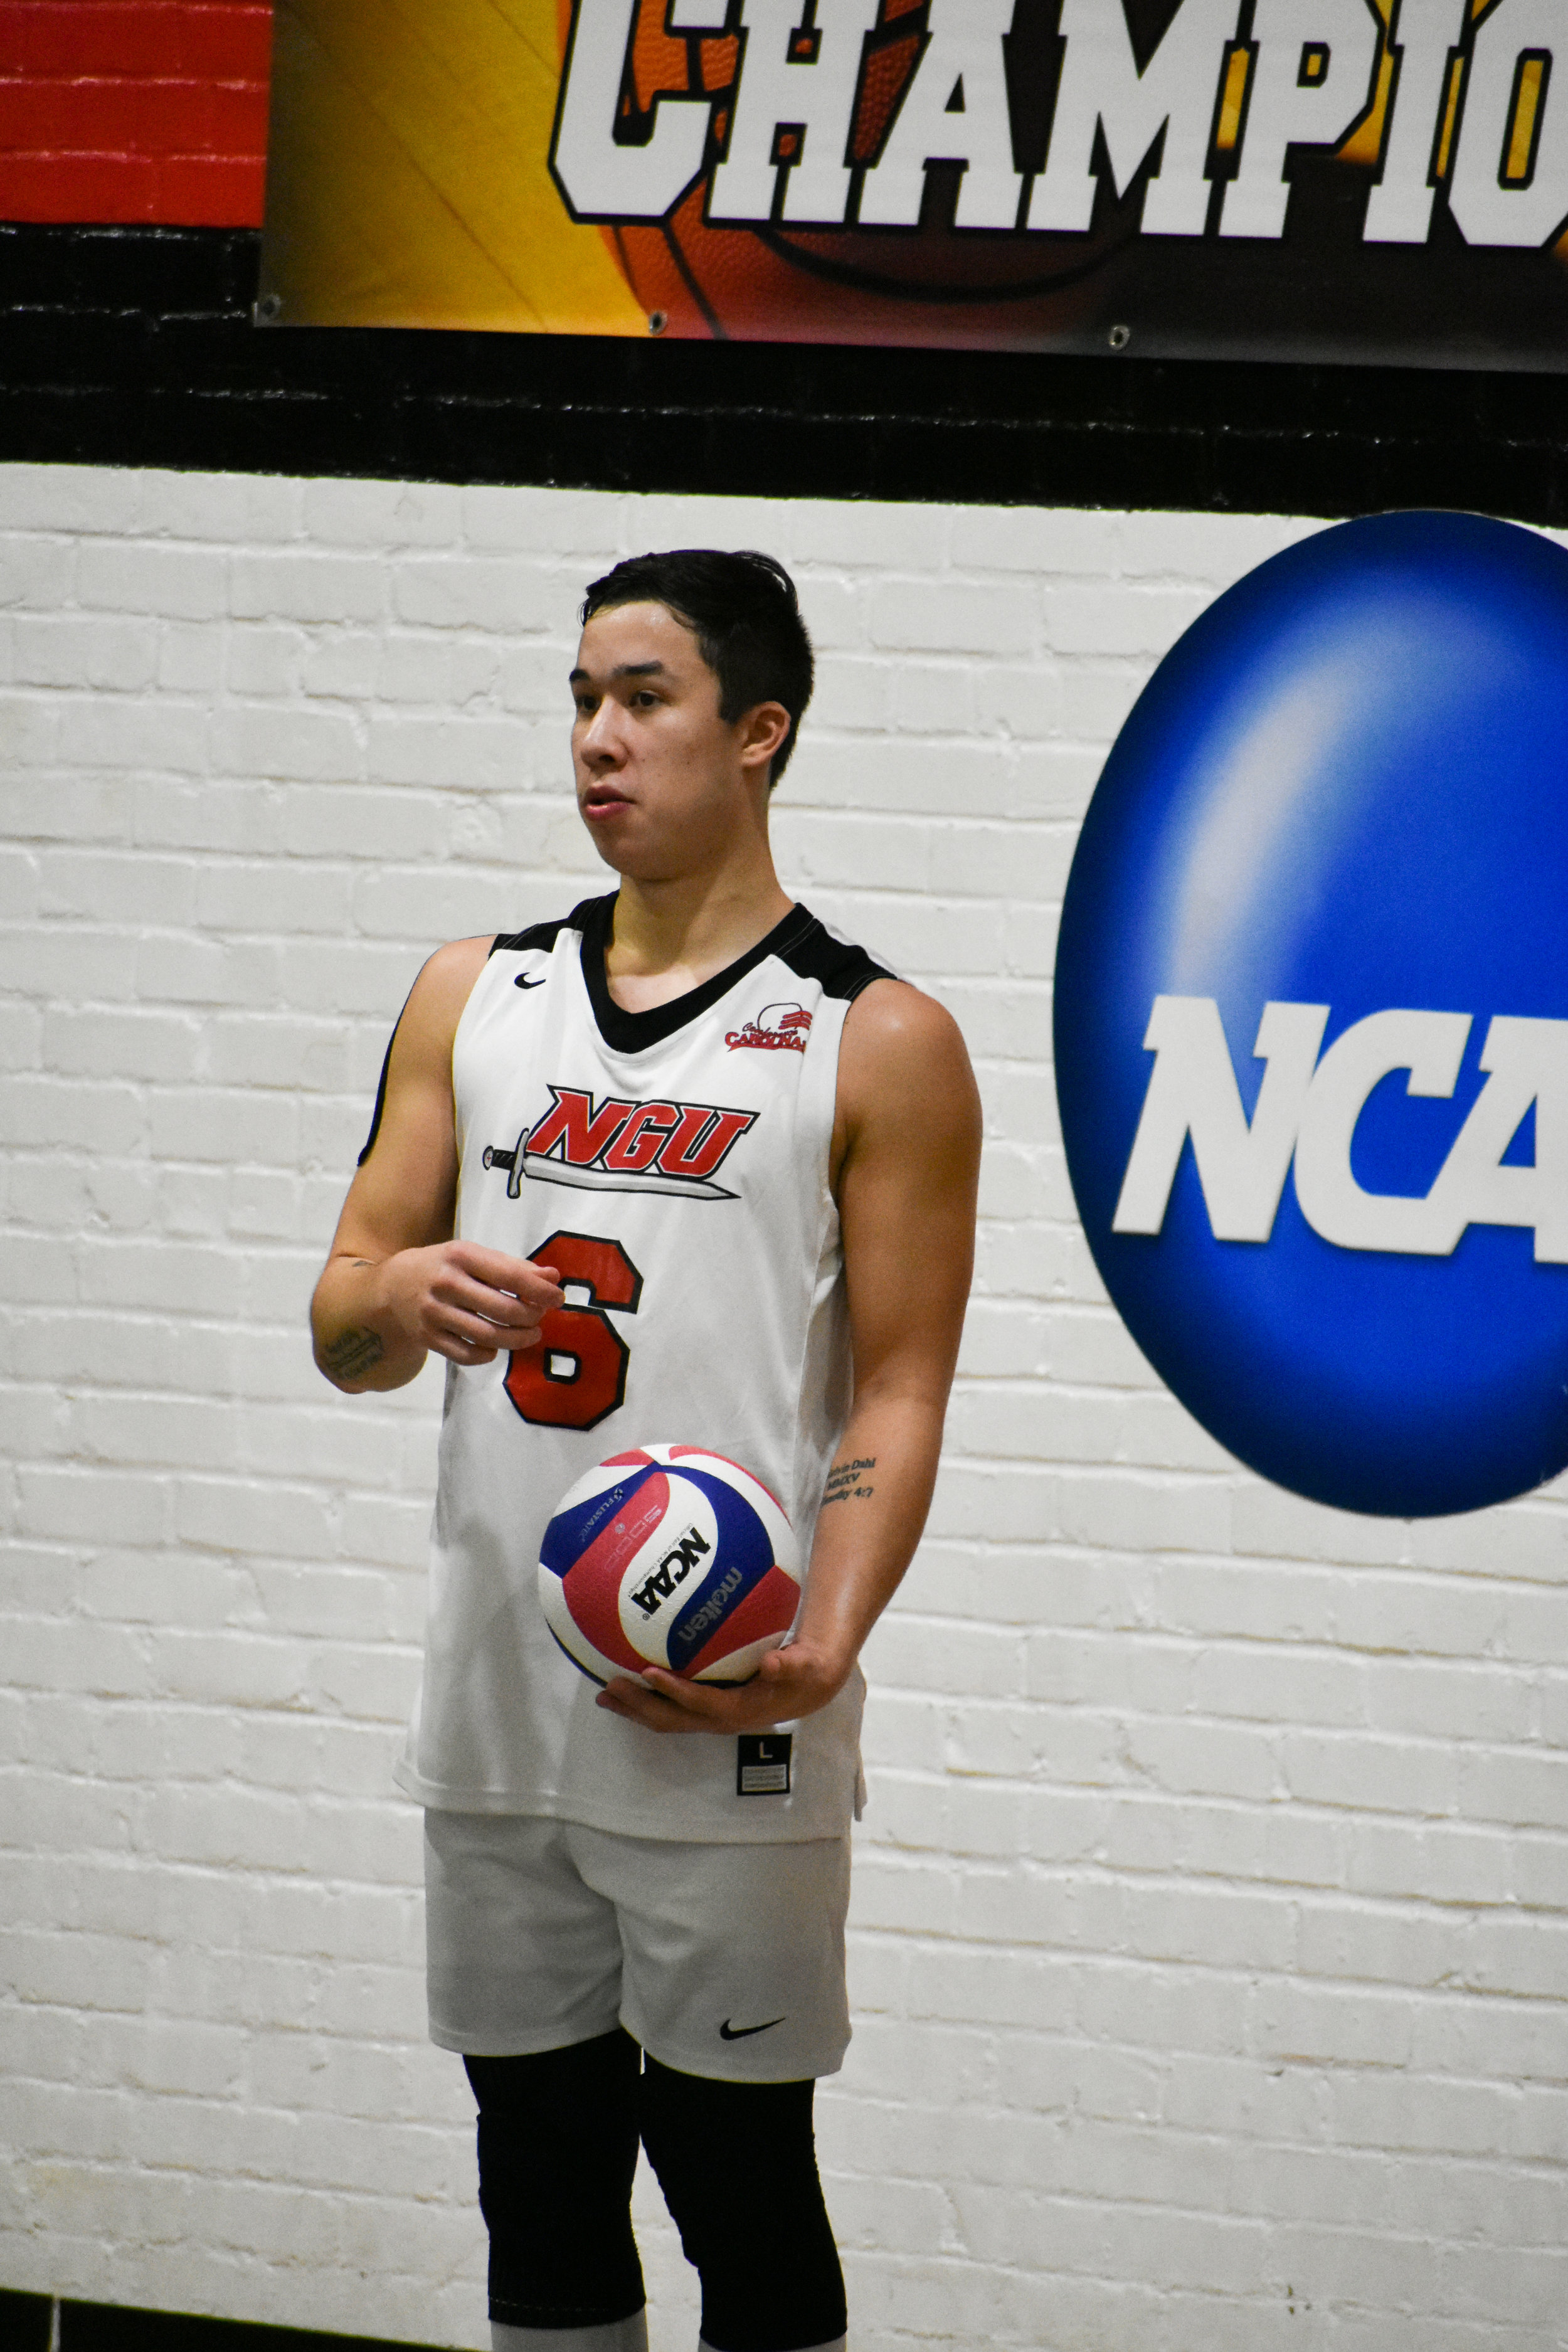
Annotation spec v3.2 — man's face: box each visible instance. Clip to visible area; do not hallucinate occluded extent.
[569,600,773,880]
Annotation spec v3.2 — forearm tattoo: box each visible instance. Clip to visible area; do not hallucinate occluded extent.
[320,1326,386,1379]
[820,1455,877,1507]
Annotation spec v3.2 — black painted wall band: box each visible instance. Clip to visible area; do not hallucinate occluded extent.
[2,223,1566,521]
[0,2291,431,2352]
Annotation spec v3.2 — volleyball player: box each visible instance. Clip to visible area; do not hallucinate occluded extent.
[311,551,980,2352]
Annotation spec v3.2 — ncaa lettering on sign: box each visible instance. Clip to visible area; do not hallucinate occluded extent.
[1115,999,1568,1261]
[1054,512,1568,1520]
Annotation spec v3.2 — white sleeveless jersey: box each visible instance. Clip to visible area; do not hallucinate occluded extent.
[390,896,894,1841]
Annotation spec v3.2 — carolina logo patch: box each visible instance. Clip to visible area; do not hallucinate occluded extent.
[483,1086,758,1202]
[726,1002,812,1054]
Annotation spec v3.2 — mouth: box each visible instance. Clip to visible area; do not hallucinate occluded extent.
[582,785,632,820]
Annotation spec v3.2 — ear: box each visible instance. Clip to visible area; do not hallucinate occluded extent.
[736,699,792,779]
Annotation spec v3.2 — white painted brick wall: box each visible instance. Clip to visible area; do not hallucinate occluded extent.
[2,464,1565,2352]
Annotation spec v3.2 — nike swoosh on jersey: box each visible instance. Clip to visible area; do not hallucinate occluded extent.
[514,974,547,989]
[719,2016,785,2040]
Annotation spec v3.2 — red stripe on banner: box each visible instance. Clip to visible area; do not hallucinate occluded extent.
[0,2,271,225]
[0,3,270,80]
[155,151,265,222]
[0,77,265,154]
[2,151,160,218]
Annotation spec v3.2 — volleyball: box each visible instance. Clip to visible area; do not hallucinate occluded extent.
[539,1444,801,1687]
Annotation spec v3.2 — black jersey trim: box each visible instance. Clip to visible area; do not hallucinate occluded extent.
[775,916,898,1004]
[489,913,583,958]
[567,895,895,1055]
[357,975,421,1168]
[363,896,892,1162]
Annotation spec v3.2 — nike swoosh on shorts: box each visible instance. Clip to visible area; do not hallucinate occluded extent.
[719,2016,785,2040]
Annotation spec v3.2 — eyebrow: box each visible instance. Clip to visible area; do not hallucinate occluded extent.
[568,660,670,684]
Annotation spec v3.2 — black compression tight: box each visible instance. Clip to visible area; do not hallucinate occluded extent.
[467,2032,645,2331]
[464,2031,846,2352]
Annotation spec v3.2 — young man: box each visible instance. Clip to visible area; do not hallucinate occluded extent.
[312,550,980,2352]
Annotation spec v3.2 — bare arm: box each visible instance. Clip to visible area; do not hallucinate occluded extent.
[597,979,982,1733]
[311,937,564,1393]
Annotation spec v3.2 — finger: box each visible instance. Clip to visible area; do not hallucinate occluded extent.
[452,1242,566,1298]
[435,1278,559,1335]
[637,1672,761,1731]
[595,1682,704,1734]
[600,1673,668,1707]
[427,1332,499,1366]
[429,1302,531,1350]
[638,1667,734,1710]
[605,1671,699,1709]
[444,1308,554,1364]
[437,1262,558,1309]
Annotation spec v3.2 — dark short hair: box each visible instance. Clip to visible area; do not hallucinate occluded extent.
[581,548,814,783]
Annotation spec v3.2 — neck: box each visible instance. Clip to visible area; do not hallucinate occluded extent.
[604,850,793,1014]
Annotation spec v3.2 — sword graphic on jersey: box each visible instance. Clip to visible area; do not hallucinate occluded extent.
[482,1085,759,1202]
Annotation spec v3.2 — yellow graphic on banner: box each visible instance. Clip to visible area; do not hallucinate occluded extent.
[261,0,644,331]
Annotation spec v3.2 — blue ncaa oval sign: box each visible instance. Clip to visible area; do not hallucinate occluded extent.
[1054,511,1568,1519]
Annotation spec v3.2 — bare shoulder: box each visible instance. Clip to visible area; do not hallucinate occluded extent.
[842,975,968,1061]
[841,976,975,1094]
[837,977,980,1153]
[394,935,495,1066]
[415,933,494,1019]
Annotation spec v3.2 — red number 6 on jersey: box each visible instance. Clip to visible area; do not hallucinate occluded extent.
[504,1231,644,1431]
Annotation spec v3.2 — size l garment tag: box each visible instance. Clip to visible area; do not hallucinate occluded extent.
[736,1733,792,1796]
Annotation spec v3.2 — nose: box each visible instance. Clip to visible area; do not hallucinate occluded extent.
[579,697,625,770]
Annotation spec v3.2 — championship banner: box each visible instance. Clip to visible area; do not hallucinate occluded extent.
[258,0,1568,369]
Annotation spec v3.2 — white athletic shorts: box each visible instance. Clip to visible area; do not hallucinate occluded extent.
[425,1809,852,2084]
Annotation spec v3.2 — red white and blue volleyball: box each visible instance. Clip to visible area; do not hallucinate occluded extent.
[539,1445,800,1687]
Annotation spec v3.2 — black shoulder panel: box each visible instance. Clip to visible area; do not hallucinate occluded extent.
[489,899,604,958]
[776,908,898,1003]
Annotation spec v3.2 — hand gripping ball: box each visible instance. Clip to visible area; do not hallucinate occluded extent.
[539,1445,800,1687]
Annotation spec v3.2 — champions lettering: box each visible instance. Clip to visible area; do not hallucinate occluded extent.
[1116,997,1568,1261]
[551,0,1568,253]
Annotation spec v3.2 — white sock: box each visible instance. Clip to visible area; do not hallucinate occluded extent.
[698,2342,845,2352]
[493,2318,648,2352]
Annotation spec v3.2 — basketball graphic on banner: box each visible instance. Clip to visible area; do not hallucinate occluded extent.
[540,1445,800,1686]
[594,0,1122,343]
